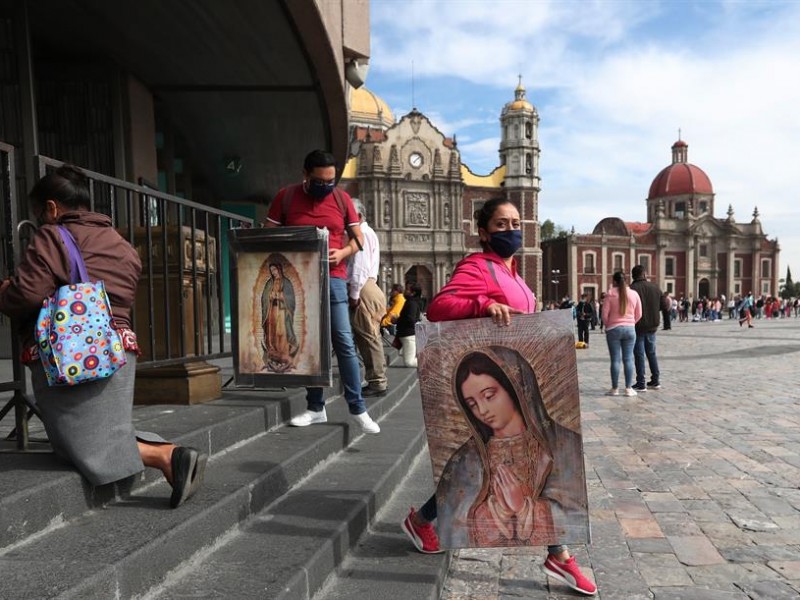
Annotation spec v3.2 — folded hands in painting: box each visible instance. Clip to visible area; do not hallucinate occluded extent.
[493,464,527,513]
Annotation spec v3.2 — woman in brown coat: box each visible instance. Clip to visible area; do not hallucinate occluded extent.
[0,165,205,507]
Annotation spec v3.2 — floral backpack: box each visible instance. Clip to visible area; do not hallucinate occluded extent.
[35,226,127,386]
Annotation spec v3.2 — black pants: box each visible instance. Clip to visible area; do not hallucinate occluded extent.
[577,320,590,344]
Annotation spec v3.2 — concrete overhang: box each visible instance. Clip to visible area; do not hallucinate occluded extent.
[26,0,355,201]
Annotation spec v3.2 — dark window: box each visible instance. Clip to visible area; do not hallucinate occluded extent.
[665,257,675,276]
[584,254,595,273]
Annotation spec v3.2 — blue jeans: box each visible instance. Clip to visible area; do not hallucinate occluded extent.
[634,331,660,387]
[605,326,636,389]
[306,277,365,415]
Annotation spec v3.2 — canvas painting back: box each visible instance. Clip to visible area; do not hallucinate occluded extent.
[417,310,590,549]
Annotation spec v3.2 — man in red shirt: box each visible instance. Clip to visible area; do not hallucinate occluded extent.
[265,150,380,434]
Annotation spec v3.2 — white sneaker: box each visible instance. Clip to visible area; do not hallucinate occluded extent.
[290,408,327,427]
[351,411,381,434]
[623,388,638,397]
[605,388,619,396]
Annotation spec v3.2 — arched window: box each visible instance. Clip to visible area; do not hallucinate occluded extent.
[525,121,532,139]
[525,153,532,174]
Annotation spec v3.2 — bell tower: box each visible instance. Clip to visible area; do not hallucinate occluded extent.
[499,77,541,299]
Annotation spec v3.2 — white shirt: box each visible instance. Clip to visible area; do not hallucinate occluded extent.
[347,219,380,301]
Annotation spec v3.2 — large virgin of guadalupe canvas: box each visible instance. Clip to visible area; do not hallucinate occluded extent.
[229,227,331,388]
[416,310,589,549]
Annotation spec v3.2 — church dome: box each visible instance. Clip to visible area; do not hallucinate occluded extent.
[349,86,395,130]
[502,78,535,114]
[648,139,713,199]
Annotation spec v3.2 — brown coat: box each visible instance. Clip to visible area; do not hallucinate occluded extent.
[0,211,142,348]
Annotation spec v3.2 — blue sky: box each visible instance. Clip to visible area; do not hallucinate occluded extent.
[367,0,800,280]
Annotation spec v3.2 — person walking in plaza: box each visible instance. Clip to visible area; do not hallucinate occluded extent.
[601,271,642,397]
[0,165,206,508]
[400,197,596,596]
[739,292,755,328]
[661,292,672,331]
[393,282,424,367]
[265,149,380,434]
[630,265,663,392]
[347,198,388,397]
[575,293,594,346]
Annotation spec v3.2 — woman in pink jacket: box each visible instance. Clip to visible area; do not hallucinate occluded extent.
[601,271,642,396]
[401,198,597,596]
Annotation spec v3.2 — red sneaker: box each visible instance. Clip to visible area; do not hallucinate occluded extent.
[401,508,445,554]
[542,554,597,595]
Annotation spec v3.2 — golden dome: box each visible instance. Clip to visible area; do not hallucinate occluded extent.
[349,86,395,129]
[503,77,535,113]
[508,99,534,111]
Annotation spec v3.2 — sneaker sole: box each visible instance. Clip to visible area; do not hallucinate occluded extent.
[401,518,445,554]
[541,563,597,596]
[290,417,327,427]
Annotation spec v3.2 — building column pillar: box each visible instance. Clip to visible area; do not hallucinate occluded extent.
[727,243,735,298]
[752,252,759,295]
[686,244,696,298]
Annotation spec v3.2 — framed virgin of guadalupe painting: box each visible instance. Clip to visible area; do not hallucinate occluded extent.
[416,310,590,549]
[229,227,331,388]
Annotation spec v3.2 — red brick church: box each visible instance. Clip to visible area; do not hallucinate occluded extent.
[540,139,780,304]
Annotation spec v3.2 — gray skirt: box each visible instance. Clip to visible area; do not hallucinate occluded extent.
[31,353,166,486]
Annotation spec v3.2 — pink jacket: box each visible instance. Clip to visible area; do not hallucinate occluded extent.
[427,252,536,322]
[601,286,642,330]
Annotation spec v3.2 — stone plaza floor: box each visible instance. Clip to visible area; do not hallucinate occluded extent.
[442,316,800,600]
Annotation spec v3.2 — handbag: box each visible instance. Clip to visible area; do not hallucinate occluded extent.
[392,335,402,350]
[35,226,127,386]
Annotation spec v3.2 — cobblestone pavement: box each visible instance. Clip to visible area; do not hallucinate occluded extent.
[442,317,800,599]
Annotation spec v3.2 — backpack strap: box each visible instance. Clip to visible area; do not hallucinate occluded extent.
[333,188,363,252]
[57,226,89,283]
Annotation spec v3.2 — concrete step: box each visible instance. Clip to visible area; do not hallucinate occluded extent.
[146,378,426,600]
[0,385,307,552]
[314,448,451,600]
[0,366,418,599]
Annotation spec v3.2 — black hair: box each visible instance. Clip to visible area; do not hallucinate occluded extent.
[29,165,91,211]
[455,351,520,442]
[473,197,515,231]
[631,264,645,279]
[406,283,422,297]
[391,283,404,294]
[303,149,336,172]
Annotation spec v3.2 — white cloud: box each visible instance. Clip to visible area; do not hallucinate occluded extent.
[369,0,800,272]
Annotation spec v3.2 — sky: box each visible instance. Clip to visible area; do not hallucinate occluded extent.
[368,0,800,280]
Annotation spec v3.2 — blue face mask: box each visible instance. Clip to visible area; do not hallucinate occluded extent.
[488,229,522,258]
[306,179,335,199]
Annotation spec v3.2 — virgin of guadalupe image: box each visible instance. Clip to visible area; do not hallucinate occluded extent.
[436,345,587,548]
[261,262,299,372]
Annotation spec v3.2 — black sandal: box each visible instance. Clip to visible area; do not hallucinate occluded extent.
[169,446,208,508]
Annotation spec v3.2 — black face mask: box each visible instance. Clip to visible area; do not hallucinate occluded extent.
[488,229,522,258]
[306,180,335,199]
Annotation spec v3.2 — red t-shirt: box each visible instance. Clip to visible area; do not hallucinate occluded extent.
[266,184,359,280]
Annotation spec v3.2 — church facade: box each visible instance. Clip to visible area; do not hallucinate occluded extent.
[540,140,780,303]
[338,82,542,300]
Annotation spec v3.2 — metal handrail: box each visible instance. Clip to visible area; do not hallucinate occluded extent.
[35,155,254,370]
